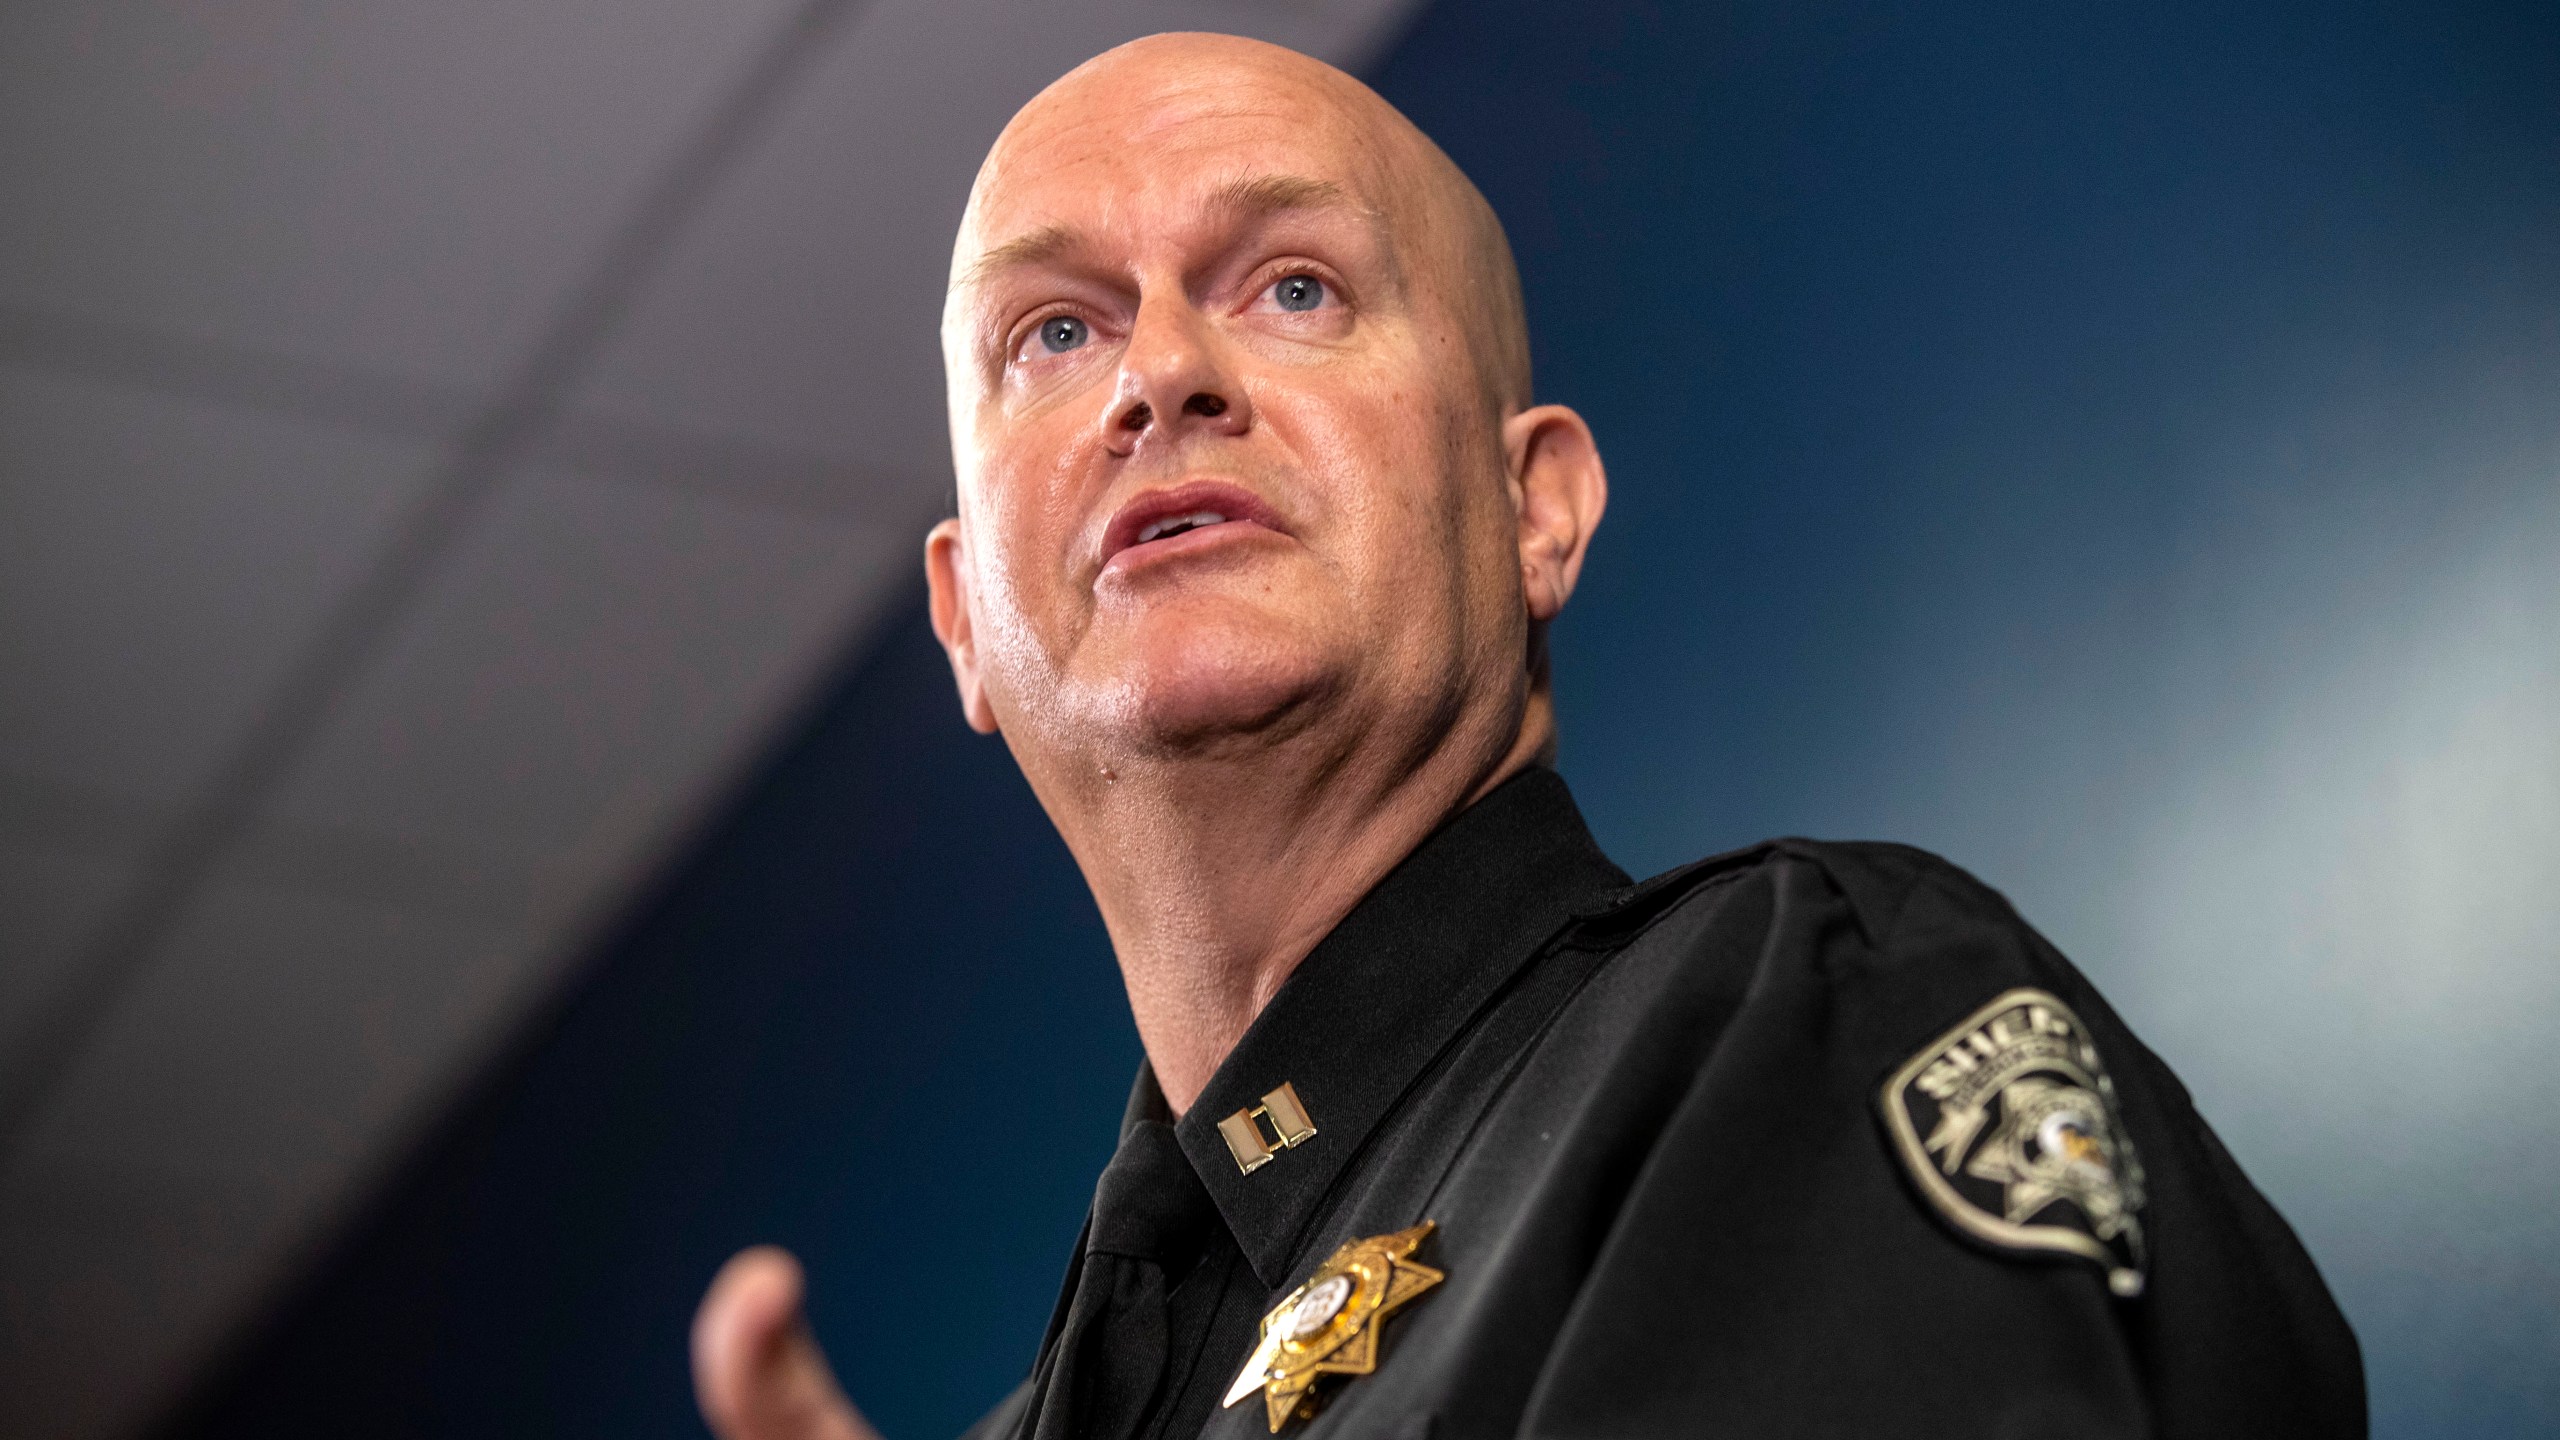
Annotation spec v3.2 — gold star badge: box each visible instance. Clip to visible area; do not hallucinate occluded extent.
[1222,1221,1443,1431]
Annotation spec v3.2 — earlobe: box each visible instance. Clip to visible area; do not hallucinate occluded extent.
[924,518,1001,734]
[1504,405,1608,624]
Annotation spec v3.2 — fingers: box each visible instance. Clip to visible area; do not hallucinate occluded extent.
[692,1246,881,1440]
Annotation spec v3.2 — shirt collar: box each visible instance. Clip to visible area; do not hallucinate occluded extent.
[1161,766,1629,1286]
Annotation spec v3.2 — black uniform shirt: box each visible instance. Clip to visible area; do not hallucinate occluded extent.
[966,767,2363,1439]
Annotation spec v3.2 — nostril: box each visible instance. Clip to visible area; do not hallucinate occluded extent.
[1119,400,1153,431]
[1185,393,1228,418]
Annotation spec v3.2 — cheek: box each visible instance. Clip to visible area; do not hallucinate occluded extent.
[964,464,1088,668]
[1291,373,1435,513]
[1284,378,1502,619]
[971,406,1093,575]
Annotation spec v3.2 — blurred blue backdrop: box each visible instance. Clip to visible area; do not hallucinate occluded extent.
[171,0,2558,1436]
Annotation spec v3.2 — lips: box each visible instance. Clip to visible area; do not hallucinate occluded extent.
[1099,480,1288,570]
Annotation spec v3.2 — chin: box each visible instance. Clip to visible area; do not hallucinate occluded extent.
[1101,601,1343,753]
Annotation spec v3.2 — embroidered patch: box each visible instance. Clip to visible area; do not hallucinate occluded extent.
[1879,988,2148,1297]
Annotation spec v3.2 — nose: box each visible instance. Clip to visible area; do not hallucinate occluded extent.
[1102,295,1251,454]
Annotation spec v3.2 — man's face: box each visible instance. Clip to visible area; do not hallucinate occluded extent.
[936,47,1529,774]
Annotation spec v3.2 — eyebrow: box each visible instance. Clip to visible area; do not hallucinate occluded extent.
[961,222,1083,291]
[1207,172,1364,222]
[959,173,1382,292]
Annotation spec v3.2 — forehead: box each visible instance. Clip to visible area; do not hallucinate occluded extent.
[961,65,1404,261]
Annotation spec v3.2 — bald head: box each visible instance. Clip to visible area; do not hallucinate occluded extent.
[948,33,1530,415]
[923,29,1604,866]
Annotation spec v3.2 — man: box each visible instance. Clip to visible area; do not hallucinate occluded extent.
[692,32,2363,1440]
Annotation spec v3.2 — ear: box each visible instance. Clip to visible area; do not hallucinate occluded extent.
[924,517,1000,734]
[1502,404,1607,624]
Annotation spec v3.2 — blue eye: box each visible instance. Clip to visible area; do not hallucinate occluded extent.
[1273,275,1326,312]
[1038,315,1088,353]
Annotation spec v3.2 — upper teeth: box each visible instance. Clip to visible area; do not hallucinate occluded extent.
[1137,511,1227,544]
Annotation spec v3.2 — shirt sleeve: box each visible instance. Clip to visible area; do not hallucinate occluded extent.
[1515,844,2365,1438]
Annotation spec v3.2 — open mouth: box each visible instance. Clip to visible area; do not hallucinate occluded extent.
[1135,511,1234,545]
[1101,481,1287,571]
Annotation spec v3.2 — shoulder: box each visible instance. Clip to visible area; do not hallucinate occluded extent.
[1560,838,2167,1276]
[1562,835,2146,1117]
[1575,834,2046,980]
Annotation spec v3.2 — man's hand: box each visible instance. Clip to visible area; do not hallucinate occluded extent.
[692,1246,881,1440]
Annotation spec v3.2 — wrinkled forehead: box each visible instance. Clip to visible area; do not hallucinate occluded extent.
[953,64,1413,283]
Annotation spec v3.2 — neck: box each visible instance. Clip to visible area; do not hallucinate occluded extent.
[1036,694,1553,1116]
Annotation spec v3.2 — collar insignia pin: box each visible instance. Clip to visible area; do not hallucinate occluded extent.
[1222,1221,1443,1431]
[1218,1081,1318,1174]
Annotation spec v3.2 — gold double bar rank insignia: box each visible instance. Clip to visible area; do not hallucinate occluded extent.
[1218,1081,1319,1174]
[1223,1221,1443,1431]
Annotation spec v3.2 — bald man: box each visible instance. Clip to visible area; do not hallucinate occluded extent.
[692,34,2363,1440]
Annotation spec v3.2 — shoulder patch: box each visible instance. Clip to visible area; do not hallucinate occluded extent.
[1879,988,2148,1297]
